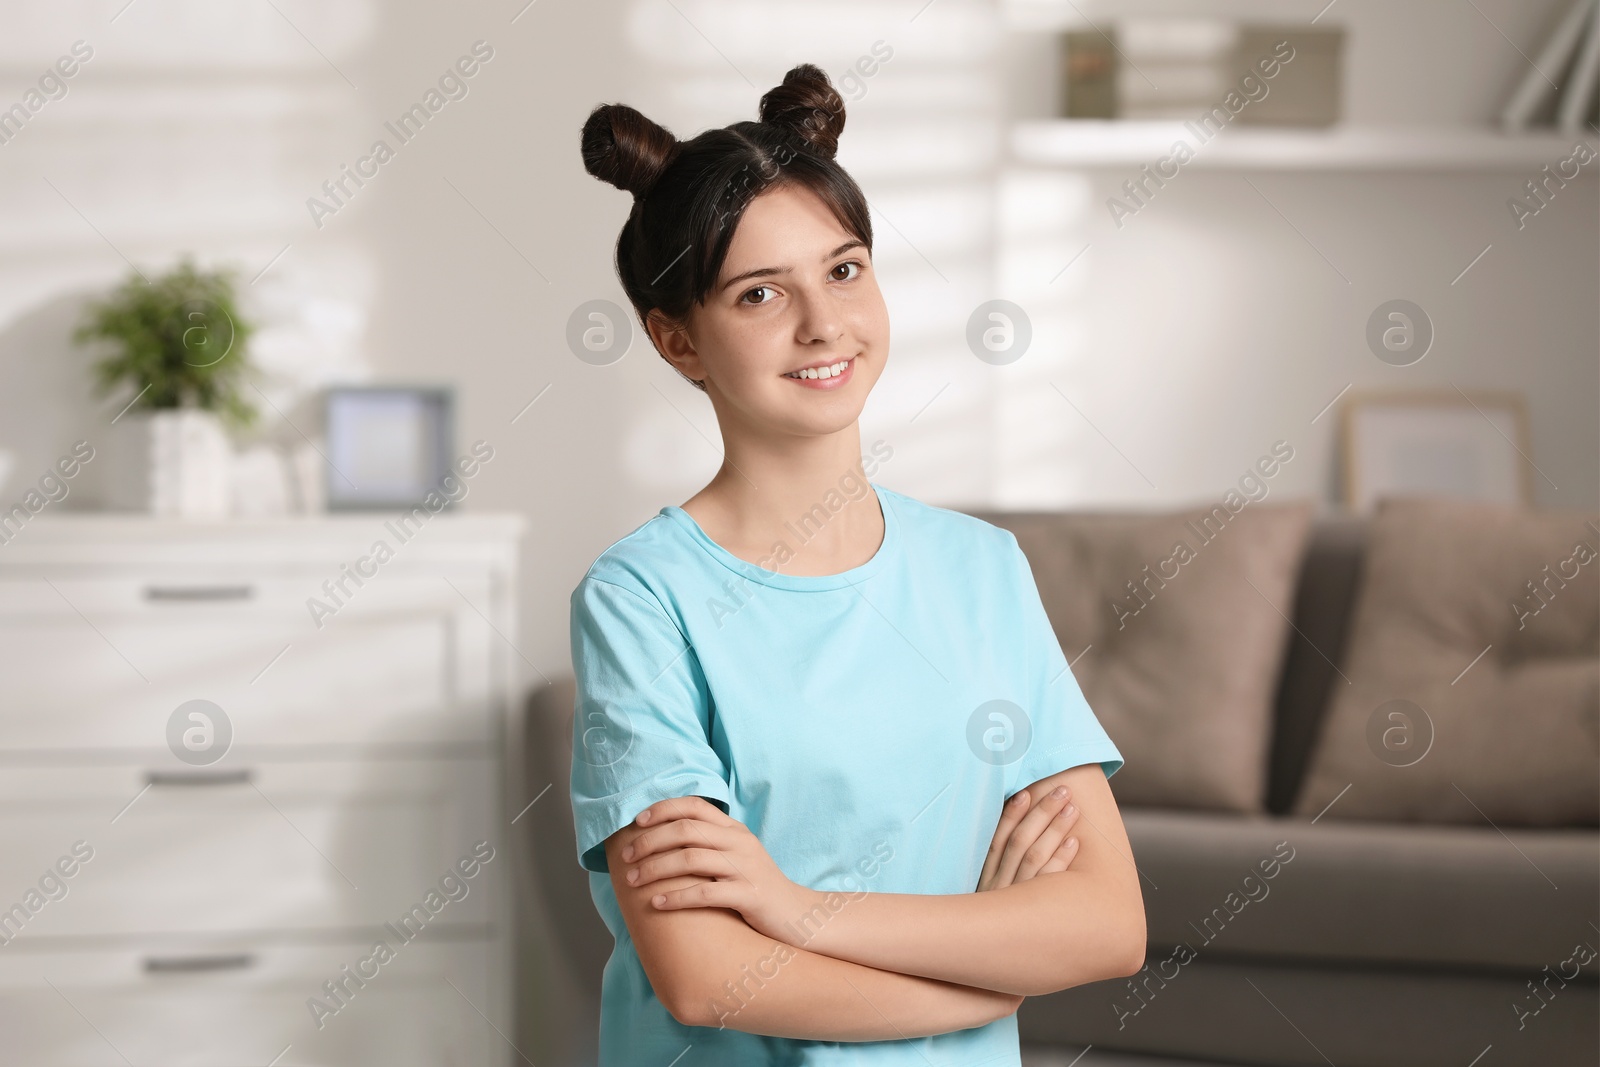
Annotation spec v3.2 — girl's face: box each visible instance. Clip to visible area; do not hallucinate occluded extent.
[654,182,889,439]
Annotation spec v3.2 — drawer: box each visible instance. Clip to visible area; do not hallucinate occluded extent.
[0,570,500,749]
[0,939,499,1067]
[0,568,485,617]
[0,759,502,940]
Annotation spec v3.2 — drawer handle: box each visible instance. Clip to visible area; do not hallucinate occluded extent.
[145,768,252,788]
[143,585,255,602]
[143,953,256,974]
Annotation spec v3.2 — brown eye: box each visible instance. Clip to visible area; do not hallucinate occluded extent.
[832,260,862,282]
[741,286,774,305]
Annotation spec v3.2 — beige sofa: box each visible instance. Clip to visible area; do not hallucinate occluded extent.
[515,506,1599,1067]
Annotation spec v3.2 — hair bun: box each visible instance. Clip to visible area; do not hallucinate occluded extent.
[581,103,680,199]
[758,63,845,159]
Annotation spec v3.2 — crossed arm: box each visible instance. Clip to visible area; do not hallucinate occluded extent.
[603,761,1146,1039]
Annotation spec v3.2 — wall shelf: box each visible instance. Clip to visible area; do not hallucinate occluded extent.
[1011,120,1598,171]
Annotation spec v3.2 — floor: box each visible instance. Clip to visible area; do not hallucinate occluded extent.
[1021,1046,1260,1067]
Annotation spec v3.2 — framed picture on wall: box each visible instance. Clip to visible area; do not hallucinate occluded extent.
[323,386,455,511]
[1340,389,1533,512]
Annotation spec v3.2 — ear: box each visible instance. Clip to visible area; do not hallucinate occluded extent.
[646,309,706,385]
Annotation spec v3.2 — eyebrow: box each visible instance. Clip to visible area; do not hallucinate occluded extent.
[718,239,867,293]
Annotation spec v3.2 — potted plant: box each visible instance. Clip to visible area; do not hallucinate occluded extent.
[75,257,258,518]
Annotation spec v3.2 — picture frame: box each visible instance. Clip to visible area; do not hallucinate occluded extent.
[1340,389,1533,512]
[323,386,455,511]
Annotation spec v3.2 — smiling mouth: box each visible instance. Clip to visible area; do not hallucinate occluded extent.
[782,356,855,381]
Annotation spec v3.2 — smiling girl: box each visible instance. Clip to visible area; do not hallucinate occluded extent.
[569,63,1143,1066]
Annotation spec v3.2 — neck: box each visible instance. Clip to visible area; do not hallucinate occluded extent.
[689,424,882,572]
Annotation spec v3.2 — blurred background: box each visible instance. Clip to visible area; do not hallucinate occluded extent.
[0,0,1595,1065]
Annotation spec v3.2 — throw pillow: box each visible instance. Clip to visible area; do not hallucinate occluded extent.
[1291,497,1599,826]
[973,500,1315,812]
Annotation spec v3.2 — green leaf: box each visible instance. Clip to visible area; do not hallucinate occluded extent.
[73,254,260,430]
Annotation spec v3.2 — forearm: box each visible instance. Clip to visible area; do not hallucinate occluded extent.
[608,825,1019,1041]
[682,924,1022,1039]
[792,873,1141,996]
[789,767,1146,995]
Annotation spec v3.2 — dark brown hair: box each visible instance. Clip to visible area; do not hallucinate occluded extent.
[581,63,873,391]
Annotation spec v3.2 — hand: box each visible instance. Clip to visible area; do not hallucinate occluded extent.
[622,795,822,944]
[977,785,1081,892]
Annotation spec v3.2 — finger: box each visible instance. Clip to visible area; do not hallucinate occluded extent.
[1013,806,1072,882]
[1015,804,1079,881]
[980,791,1031,889]
[626,846,735,889]
[623,818,738,863]
[650,879,738,911]
[994,785,1071,884]
[635,795,733,829]
[1037,835,1081,876]
[995,786,1072,886]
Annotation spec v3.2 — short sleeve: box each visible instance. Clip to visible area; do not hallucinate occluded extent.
[999,533,1125,796]
[569,576,732,873]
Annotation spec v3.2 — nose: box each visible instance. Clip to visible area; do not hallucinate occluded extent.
[794,285,843,346]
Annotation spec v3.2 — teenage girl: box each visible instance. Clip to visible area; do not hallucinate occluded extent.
[569,62,1144,1067]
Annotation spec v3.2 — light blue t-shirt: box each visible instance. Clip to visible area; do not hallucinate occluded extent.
[568,480,1124,1067]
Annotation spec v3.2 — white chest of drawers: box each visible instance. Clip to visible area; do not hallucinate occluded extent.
[0,514,525,1067]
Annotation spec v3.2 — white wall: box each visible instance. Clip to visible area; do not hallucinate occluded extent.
[1,0,1593,681]
[993,0,1598,511]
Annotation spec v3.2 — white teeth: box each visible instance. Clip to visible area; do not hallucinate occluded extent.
[785,357,852,380]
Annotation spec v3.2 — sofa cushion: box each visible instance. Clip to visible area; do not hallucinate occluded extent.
[971,502,1313,812]
[1122,807,1600,972]
[1292,498,1599,826]
[1020,945,1598,1067]
[1265,517,1366,814]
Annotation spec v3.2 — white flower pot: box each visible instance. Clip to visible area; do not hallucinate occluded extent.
[144,410,232,518]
